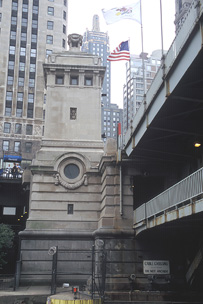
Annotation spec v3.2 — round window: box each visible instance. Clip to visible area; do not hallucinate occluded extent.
[64,164,80,179]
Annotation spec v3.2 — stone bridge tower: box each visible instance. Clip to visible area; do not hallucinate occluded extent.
[19,34,134,291]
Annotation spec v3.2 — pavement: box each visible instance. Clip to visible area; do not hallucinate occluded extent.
[0,285,51,296]
[0,285,92,304]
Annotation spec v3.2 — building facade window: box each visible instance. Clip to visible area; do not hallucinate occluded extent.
[12,1,18,11]
[14,141,21,152]
[33,5,38,14]
[26,124,33,135]
[64,0,67,6]
[0,0,2,7]
[28,93,34,103]
[63,24,66,34]
[70,76,78,85]
[18,77,24,86]
[70,108,77,120]
[8,60,15,70]
[46,35,53,44]
[31,34,37,43]
[4,122,11,133]
[20,47,26,56]
[21,18,28,27]
[11,16,17,25]
[30,63,36,72]
[25,142,32,153]
[21,32,27,41]
[22,3,28,12]
[47,20,54,30]
[7,76,14,85]
[85,77,93,86]
[46,49,52,57]
[19,62,25,71]
[47,6,54,15]
[32,19,38,28]
[63,11,66,20]
[62,39,65,48]
[67,204,74,214]
[3,140,9,151]
[10,31,16,40]
[56,75,64,85]
[9,46,15,55]
[30,49,36,57]
[15,123,22,134]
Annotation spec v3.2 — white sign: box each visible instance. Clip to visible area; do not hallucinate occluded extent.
[143,260,170,275]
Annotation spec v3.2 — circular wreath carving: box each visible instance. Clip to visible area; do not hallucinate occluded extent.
[53,157,88,190]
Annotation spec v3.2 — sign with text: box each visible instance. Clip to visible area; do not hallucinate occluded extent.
[143,260,170,275]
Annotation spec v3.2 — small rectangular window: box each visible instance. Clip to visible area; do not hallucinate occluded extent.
[25,142,32,153]
[28,93,34,103]
[46,49,52,57]
[67,204,74,214]
[32,19,38,28]
[18,77,24,86]
[47,20,54,30]
[70,76,78,85]
[14,141,21,152]
[31,34,37,43]
[48,6,54,15]
[63,24,66,34]
[15,123,22,134]
[16,108,23,117]
[64,0,67,6]
[46,35,53,44]
[56,75,64,85]
[29,78,35,87]
[0,0,2,8]
[26,124,33,135]
[3,140,9,151]
[4,123,11,133]
[7,76,14,86]
[62,39,65,48]
[11,16,17,25]
[63,11,66,20]
[70,108,77,120]
[8,60,15,70]
[85,77,93,86]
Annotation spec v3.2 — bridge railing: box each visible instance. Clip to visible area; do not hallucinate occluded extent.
[134,167,203,225]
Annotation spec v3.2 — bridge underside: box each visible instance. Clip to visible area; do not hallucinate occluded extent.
[128,47,203,167]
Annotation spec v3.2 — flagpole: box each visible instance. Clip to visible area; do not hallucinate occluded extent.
[160,0,164,58]
[140,0,146,99]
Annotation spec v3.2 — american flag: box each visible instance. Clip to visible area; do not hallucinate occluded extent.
[107,41,130,62]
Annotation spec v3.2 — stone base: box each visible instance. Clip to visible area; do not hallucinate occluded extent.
[18,229,136,291]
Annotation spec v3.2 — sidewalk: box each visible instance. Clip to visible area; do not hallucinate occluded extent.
[0,285,51,296]
[0,285,51,304]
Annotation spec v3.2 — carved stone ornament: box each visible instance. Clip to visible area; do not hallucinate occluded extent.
[53,155,88,190]
[53,173,88,190]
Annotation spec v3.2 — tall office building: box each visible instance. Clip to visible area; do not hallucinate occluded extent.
[123,51,162,134]
[0,0,68,167]
[174,0,193,32]
[82,15,123,141]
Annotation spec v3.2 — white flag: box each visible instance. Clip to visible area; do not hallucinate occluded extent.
[102,1,141,25]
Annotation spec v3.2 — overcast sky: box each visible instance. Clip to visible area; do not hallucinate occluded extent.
[68,0,176,108]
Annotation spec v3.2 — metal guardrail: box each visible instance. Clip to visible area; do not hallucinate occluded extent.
[134,167,203,224]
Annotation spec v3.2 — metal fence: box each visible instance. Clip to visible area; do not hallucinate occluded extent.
[134,167,203,224]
